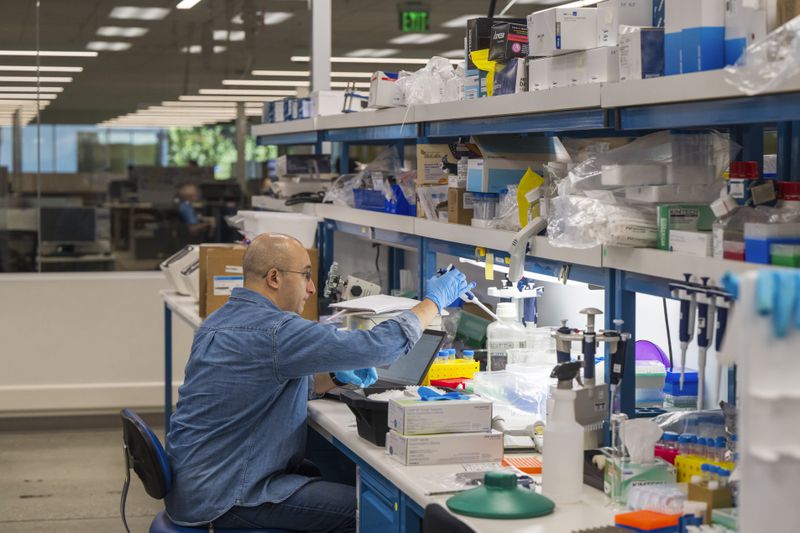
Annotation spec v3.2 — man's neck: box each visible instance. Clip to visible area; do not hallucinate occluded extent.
[243,283,283,310]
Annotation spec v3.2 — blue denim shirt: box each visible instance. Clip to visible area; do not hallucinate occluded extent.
[165,287,422,525]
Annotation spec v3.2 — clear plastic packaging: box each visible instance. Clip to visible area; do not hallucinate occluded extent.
[486,303,526,371]
[488,187,522,231]
[627,484,687,515]
[725,15,800,96]
[472,367,551,421]
[547,195,658,248]
[396,56,464,105]
[472,192,499,220]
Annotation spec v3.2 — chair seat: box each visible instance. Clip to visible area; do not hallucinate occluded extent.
[150,510,293,533]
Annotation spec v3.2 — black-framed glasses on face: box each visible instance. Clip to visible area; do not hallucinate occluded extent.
[275,269,313,282]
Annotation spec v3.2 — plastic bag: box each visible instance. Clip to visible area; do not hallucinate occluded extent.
[547,195,658,248]
[323,173,361,207]
[418,185,448,220]
[324,146,404,207]
[489,186,522,231]
[398,56,462,105]
[725,15,800,96]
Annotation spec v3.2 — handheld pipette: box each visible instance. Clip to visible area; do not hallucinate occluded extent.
[713,290,731,403]
[608,319,631,416]
[437,264,499,321]
[675,273,697,389]
[695,277,716,410]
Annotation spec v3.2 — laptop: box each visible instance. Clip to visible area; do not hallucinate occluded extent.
[327,329,446,397]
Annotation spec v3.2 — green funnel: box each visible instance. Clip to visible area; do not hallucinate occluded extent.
[446,471,555,520]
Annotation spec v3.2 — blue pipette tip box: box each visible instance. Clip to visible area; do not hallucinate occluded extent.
[663,368,699,396]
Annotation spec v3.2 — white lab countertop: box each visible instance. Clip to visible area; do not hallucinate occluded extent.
[307,399,617,533]
[161,289,202,329]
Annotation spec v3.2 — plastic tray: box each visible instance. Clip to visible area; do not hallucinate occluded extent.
[353,189,386,212]
[339,389,391,446]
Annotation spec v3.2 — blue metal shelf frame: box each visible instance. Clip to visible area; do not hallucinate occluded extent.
[324,123,420,143]
[255,131,320,145]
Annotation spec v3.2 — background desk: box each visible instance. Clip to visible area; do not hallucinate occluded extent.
[309,399,616,533]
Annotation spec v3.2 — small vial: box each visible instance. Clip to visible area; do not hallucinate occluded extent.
[678,434,692,455]
[715,436,727,462]
[719,469,730,487]
[701,464,711,483]
[662,431,679,451]
[690,474,703,485]
[686,434,698,456]
[437,350,448,363]
[697,437,707,459]
[448,348,457,361]
[462,350,475,361]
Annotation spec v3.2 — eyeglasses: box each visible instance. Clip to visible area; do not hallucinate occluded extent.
[276,269,313,282]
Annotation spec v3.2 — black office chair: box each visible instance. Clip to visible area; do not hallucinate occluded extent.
[422,504,476,533]
[120,408,291,533]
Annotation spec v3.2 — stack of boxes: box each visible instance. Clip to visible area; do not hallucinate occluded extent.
[385,397,504,466]
[262,91,361,124]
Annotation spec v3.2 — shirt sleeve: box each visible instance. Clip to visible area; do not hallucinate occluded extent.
[273,310,423,381]
[178,201,199,225]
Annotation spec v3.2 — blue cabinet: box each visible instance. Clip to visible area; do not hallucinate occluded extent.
[359,465,400,533]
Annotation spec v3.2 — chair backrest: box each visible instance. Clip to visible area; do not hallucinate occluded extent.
[422,504,476,533]
[120,408,172,499]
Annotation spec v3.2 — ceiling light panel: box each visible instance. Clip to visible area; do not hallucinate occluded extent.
[109,7,171,20]
[97,26,148,38]
[441,15,485,28]
[213,30,246,41]
[200,89,294,95]
[176,0,203,9]
[0,94,57,100]
[292,56,459,65]
[345,49,399,58]
[0,76,72,82]
[0,86,63,92]
[389,33,449,45]
[0,50,97,57]
[440,49,466,58]
[181,45,226,54]
[179,95,287,101]
[222,79,310,87]
[0,65,83,72]
[263,12,293,25]
[87,42,132,52]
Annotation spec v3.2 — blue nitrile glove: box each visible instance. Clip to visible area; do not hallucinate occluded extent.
[418,386,469,401]
[755,270,798,338]
[425,267,476,313]
[334,368,378,388]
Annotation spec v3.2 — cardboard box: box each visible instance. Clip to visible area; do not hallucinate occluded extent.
[619,26,665,80]
[311,90,346,117]
[200,245,318,320]
[682,0,725,73]
[493,57,526,96]
[725,2,768,65]
[386,430,504,466]
[551,51,587,87]
[274,99,285,122]
[368,71,404,109]
[529,57,553,91]
[199,244,245,318]
[656,204,715,250]
[489,22,529,62]
[467,158,529,193]
[448,187,475,225]
[277,154,332,177]
[416,145,456,185]
[669,230,713,257]
[586,46,620,83]
[597,0,654,47]
[664,0,692,74]
[527,7,598,57]
[467,17,527,70]
[388,398,492,435]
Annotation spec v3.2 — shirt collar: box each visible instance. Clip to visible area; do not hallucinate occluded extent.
[229,287,280,310]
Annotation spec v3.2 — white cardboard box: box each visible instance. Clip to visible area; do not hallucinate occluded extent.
[551,51,587,87]
[527,7,598,57]
[619,26,665,81]
[669,229,713,257]
[368,71,404,109]
[586,46,620,83]
[387,398,493,435]
[311,90,346,116]
[597,0,654,47]
[528,57,553,91]
[386,430,504,466]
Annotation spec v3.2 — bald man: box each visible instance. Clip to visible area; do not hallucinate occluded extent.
[165,233,473,531]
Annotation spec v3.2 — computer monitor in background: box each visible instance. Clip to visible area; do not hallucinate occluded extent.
[40,207,96,244]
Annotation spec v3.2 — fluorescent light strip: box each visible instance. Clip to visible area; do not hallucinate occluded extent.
[251,70,373,78]
[97,26,148,37]
[389,33,449,45]
[346,48,399,58]
[456,257,588,288]
[263,12,293,25]
[181,45,227,54]
[176,0,203,9]
[441,14,484,28]
[222,79,310,87]
[0,50,97,57]
[160,101,263,107]
[110,7,171,20]
[213,30,245,41]
[0,94,57,100]
[0,86,63,92]
[0,65,83,73]
[179,95,287,102]
[291,55,459,65]
[0,76,72,83]
[200,89,296,96]
[87,41,133,52]
[330,81,370,89]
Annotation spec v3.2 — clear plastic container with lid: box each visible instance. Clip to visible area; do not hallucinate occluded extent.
[486,302,527,372]
[661,431,679,451]
[462,350,475,361]
[678,434,692,455]
[472,192,499,220]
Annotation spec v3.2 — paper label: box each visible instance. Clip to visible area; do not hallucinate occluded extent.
[213,275,243,296]
[485,252,494,280]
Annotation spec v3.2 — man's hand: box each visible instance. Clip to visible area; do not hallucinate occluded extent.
[334,368,378,388]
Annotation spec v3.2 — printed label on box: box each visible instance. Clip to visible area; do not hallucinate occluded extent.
[213,275,243,296]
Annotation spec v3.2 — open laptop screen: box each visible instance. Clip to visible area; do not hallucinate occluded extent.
[376,329,446,386]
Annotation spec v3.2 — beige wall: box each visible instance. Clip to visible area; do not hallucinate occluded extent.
[0,272,194,415]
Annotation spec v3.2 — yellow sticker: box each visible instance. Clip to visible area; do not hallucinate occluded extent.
[485,252,494,280]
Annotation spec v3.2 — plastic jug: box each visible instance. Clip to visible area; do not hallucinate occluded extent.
[486,302,527,371]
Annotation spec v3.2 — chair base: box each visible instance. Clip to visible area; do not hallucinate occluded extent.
[149,510,293,533]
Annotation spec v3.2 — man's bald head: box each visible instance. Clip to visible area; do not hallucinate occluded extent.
[243,233,306,285]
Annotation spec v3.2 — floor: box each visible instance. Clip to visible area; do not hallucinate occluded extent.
[0,425,164,532]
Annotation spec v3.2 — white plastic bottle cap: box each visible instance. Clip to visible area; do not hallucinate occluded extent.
[690,475,702,484]
[707,480,719,490]
[495,302,518,320]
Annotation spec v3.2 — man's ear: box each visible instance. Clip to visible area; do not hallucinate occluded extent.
[265,268,280,289]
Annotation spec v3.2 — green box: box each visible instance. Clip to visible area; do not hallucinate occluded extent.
[657,204,715,250]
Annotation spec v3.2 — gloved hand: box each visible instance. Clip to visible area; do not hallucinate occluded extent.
[756,270,798,338]
[334,368,378,388]
[424,267,476,313]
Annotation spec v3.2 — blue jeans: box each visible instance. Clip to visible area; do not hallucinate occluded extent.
[213,479,356,532]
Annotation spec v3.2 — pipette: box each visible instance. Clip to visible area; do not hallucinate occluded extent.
[713,289,731,403]
[608,319,631,416]
[437,264,499,321]
[674,273,697,389]
[695,277,716,410]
